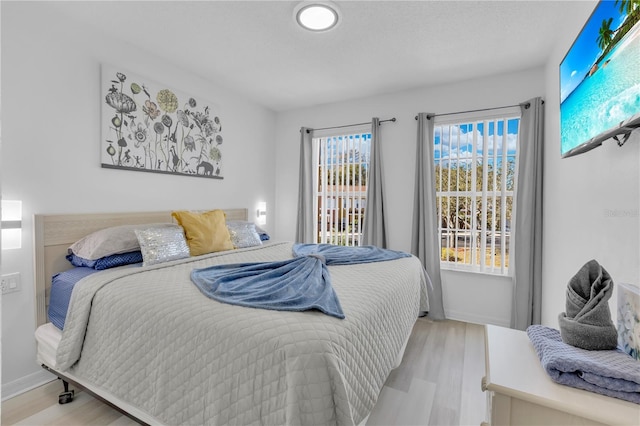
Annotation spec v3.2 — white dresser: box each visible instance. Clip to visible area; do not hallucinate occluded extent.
[482,324,640,425]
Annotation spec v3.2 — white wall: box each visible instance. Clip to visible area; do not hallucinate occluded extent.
[275,67,546,327]
[1,2,276,396]
[542,1,640,329]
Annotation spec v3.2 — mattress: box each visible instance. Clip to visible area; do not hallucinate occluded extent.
[45,242,429,425]
[35,322,61,367]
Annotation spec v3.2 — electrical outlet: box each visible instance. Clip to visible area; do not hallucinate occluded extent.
[1,272,21,295]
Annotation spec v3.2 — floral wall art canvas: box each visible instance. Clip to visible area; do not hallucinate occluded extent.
[101,65,223,179]
[617,282,640,360]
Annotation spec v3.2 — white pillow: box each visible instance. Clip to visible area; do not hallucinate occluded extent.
[68,224,148,260]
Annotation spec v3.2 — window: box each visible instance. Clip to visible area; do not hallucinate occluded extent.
[314,132,371,246]
[434,109,520,275]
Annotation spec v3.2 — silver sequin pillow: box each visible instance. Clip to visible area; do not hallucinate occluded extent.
[135,224,190,266]
[226,221,262,249]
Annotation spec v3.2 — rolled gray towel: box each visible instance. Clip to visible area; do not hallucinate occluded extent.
[558,259,618,350]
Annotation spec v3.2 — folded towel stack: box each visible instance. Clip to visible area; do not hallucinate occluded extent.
[527,325,640,404]
[558,259,618,350]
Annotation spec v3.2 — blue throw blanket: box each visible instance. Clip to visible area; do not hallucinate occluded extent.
[190,244,411,319]
[292,243,410,265]
[527,325,640,404]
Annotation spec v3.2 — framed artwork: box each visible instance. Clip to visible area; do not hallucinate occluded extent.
[617,282,640,360]
[101,64,223,179]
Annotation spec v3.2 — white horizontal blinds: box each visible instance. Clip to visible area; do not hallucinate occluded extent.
[434,108,519,275]
[314,132,371,246]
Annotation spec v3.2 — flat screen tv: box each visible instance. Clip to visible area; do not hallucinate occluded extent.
[560,0,640,158]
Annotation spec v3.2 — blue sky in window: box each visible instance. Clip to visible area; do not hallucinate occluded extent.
[560,1,626,102]
[321,133,371,166]
[434,120,519,163]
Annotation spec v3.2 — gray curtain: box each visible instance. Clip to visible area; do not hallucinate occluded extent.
[411,113,445,320]
[295,127,314,243]
[362,117,387,248]
[511,97,544,330]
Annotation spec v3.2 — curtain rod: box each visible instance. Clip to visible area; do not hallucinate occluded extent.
[414,100,543,120]
[305,117,396,133]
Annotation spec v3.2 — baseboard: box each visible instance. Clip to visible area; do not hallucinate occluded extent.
[445,308,510,328]
[2,368,57,401]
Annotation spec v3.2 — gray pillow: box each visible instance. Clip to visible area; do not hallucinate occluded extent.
[226,221,262,249]
[68,224,151,260]
[135,224,190,266]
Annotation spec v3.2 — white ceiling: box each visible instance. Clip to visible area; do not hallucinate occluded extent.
[46,0,586,111]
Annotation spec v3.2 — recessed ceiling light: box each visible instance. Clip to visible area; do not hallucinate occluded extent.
[295,2,340,32]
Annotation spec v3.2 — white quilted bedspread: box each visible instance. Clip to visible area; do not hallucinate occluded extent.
[56,242,429,425]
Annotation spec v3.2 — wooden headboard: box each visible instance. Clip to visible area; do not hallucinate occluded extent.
[33,208,248,328]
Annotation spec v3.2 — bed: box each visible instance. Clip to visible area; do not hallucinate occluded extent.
[33,208,430,425]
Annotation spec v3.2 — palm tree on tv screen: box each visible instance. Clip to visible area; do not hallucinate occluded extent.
[597,17,615,50]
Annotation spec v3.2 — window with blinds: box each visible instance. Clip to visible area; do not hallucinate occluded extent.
[314,132,371,246]
[434,109,520,275]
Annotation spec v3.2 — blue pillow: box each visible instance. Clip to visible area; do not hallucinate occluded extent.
[255,225,270,241]
[66,251,143,270]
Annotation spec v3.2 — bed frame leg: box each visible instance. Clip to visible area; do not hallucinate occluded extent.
[58,379,74,404]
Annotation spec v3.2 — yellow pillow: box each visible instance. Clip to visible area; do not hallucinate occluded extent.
[171,210,234,256]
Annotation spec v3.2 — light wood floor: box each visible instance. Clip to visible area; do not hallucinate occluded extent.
[1,319,486,425]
